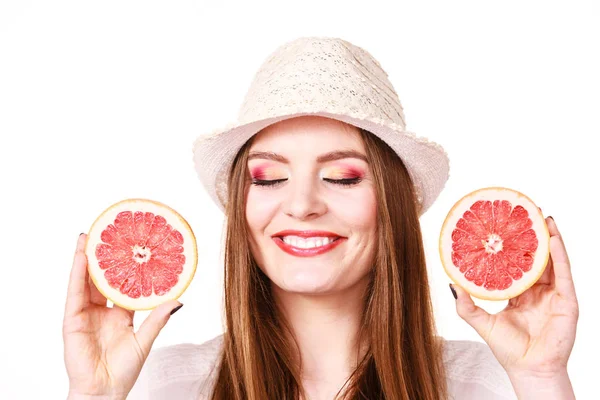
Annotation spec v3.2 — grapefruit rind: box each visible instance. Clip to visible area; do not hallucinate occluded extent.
[439,187,550,301]
[85,198,198,311]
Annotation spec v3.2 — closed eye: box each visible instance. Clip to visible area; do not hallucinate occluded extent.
[323,177,362,186]
[251,178,287,187]
[251,177,362,187]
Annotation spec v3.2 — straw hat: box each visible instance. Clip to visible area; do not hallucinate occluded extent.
[192,36,450,215]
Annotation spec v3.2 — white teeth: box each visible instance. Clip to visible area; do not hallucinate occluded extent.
[280,236,337,249]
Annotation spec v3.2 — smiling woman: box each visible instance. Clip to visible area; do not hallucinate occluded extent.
[207,115,449,399]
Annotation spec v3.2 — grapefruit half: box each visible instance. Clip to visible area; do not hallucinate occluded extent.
[85,198,198,310]
[439,187,550,300]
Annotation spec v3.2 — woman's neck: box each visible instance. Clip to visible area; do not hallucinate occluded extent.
[272,278,369,399]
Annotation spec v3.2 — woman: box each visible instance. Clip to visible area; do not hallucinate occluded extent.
[63,37,579,399]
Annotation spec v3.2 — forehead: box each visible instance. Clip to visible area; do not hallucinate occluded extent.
[249,116,364,154]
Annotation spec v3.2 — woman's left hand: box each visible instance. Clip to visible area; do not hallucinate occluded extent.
[451,216,579,382]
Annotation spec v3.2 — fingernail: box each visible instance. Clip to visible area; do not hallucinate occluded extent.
[170,304,184,315]
[449,283,458,300]
[548,216,554,222]
[79,233,84,237]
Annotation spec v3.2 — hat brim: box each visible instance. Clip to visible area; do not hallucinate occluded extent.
[192,111,449,216]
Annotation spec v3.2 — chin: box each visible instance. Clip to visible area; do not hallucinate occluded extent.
[255,250,373,296]
[272,268,339,295]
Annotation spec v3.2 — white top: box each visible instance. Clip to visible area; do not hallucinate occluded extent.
[128,335,517,400]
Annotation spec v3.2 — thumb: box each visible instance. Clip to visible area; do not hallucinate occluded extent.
[450,284,493,341]
[135,300,183,356]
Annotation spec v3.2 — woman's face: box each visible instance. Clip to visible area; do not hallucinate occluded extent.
[245,116,377,295]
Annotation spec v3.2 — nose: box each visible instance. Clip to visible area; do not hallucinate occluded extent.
[282,176,327,221]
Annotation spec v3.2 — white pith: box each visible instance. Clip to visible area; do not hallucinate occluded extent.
[439,188,550,300]
[281,236,337,249]
[484,233,503,253]
[85,199,197,310]
[132,245,152,263]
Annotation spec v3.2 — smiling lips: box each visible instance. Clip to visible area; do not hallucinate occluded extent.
[272,230,346,257]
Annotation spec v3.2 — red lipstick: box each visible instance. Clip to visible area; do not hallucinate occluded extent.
[272,230,342,238]
[271,230,346,257]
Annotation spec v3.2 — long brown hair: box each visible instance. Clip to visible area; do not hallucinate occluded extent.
[209,125,448,400]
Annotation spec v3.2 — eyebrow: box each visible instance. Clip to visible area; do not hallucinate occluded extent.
[248,150,368,163]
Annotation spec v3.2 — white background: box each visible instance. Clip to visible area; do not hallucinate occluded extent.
[1,1,598,398]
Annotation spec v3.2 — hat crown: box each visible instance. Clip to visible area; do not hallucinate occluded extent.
[237,36,407,129]
[192,36,450,217]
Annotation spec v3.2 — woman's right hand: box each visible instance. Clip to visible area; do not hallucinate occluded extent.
[63,233,183,399]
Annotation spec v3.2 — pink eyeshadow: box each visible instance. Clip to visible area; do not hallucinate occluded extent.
[249,164,286,180]
[323,163,365,179]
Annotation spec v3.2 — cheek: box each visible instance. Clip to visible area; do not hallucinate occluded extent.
[331,187,377,231]
[245,188,281,234]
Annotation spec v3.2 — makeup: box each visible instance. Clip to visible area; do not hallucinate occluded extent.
[273,235,346,257]
[319,163,365,180]
[249,164,287,180]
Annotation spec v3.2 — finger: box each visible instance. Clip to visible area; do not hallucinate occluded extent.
[135,300,183,357]
[88,274,107,307]
[64,234,90,318]
[451,284,494,342]
[546,217,576,299]
[533,211,553,286]
[535,252,554,286]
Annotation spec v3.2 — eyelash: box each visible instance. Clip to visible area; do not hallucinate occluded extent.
[251,177,362,187]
